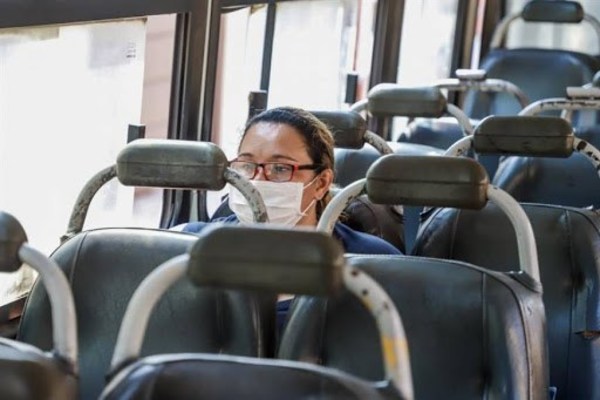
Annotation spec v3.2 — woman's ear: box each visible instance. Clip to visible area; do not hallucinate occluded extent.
[315,169,334,200]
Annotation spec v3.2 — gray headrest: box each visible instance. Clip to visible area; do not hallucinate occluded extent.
[188,225,344,296]
[116,139,228,190]
[0,211,27,273]
[522,0,583,23]
[473,116,574,157]
[366,155,488,209]
[311,111,367,149]
[367,85,447,118]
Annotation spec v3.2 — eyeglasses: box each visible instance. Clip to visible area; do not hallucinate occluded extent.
[229,160,322,182]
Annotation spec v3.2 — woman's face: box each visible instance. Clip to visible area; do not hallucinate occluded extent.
[237,122,333,226]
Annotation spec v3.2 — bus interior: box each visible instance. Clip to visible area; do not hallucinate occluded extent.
[1,0,600,399]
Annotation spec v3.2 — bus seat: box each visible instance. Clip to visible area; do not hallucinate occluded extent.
[281,156,549,400]
[101,226,413,400]
[417,116,600,399]
[17,140,272,399]
[0,211,77,399]
[318,110,440,253]
[398,117,471,150]
[355,85,477,251]
[493,114,600,208]
[399,69,527,148]
[464,1,600,119]
[400,70,531,176]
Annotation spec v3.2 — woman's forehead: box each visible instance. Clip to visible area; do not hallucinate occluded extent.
[239,122,311,161]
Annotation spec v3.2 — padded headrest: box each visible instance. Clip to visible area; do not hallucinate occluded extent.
[188,225,344,296]
[522,1,583,23]
[473,116,574,157]
[366,155,488,209]
[116,139,228,190]
[311,111,367,149]
[0,211,27,273]
[367,85,447,118]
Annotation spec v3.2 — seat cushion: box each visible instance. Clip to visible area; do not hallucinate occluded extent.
[17,228,269,400]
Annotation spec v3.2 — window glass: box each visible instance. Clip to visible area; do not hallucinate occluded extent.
[209,5,267,215]
[268,0,362,110]
[392,0,459,139]
[505,0,600,54]
[397,0,459,85]
[136,14,176,226]
[0,18,173,305]
[210,0,374,217]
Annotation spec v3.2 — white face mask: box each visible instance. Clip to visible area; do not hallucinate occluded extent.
[229,178,318,227]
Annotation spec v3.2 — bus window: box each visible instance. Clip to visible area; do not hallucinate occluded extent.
[268,0,367,110]
[209,0,375,216]
[505,0,600,53]
[209,5,267,215]
[392,0,459,139]
[0,16,174,306]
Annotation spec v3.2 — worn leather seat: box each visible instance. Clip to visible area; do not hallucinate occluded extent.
[415,116,600,399]
[17,140,273,399]
[493,122,600,208]
[415,203,600,400]
[102,226,413,400]
[280,155,549,400]
[463,1,600,119]
[0,211,78,400]
[19,228,266,400]
[330,103,444,253]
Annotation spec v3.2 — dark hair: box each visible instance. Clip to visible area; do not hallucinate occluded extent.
[240,107,335,218]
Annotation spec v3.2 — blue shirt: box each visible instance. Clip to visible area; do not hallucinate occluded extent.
[181,215,402,335]
[181,215,402,255]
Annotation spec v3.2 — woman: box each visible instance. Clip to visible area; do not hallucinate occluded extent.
[182,106,402,255]
[182,107,401,334]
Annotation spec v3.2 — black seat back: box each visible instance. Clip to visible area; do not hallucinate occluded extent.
[493,117,600,208]
[102,226,414,400]
[415,204,600,400]
[464,1,600,119]
[282,255,548,399]
[345,91,459,252]
[19,229,266,399]
[282,155,549,400]
[0,211,78,399]
[17,140,273,399]
[418,116,600,399]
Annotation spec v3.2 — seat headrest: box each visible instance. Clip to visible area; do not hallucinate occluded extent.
[188,225,344,296]
[116,139,228,190]
[311,111,367,149]
[0,211,27,273]
[366,155,488,209]
[367,85,447,118]
[522,0,583,23]
[473,116,574,157]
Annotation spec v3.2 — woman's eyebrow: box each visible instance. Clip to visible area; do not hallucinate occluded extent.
[236,152,254,159]
[269,154,299,162]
